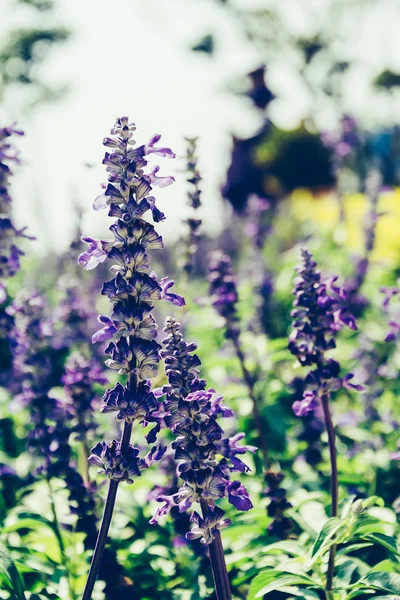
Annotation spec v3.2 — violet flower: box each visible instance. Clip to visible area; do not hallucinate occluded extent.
[7,290,99,552]
[151,317,254,600]
[78,117,183,600]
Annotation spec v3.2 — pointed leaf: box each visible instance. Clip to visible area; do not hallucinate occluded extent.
[262,541,305,557]
[307,517,346,567]
[248,570,320,600]
[361,534,400,556]
[360,571,400,594]
[0,543,26,600]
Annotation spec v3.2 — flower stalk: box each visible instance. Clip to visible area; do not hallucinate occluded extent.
[208,252,269,471]
[151,318,254,599]
[200,499,231,600]
[79,117,182,599]
[289,247,361,597]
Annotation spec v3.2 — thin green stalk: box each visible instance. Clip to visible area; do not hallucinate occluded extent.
[321,393,338,598]
[200,499,231,600]
[78,414,91,486]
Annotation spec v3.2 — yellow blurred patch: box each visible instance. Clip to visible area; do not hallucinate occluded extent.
[288,188,400,265]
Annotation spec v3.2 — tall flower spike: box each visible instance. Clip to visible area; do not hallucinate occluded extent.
[79,117,182,600]
[208,251,269,471]
[289,246,360,417]
[289,246,361,597]
[181,137,202,275]
[151,317,254,600]
[0,124,33,304]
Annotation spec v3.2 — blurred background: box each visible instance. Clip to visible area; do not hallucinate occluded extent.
[3,0,400,256]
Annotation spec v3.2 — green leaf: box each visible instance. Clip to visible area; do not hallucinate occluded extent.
[335,559,358,586]
[369,560,400,573]
[309,518,345,566]
[0,542,26,600]
[352,515,386,536]
[336,542,373,556]
[339,495,357,519]
[360,496,384,510]
[361,533,400,556]
[248,570,320,599]
[360,571,400,594]
[262,540,305,557]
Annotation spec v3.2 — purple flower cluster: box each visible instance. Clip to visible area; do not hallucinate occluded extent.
[264,470,292,539]
[53,275,98,349]
[62,352,107,443]
[381,281,400,343]
[244,195,273,250]
[8,290,99,545]
[79,117,184,483]
[0,124,33,303]
[151,317,254,544]
[289,247,360,416]
[208,252,240,339]
[181,137,202,274]
[321,115,360,165]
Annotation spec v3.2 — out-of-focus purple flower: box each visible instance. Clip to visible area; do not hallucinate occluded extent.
[180,137,202,275]
[381,280,400,342]
[321,114,360,166]
[264,470,292,539]
[289,247,360,416]
[244,195,273,250]
[150,317,253,542]
[208,252,240,338]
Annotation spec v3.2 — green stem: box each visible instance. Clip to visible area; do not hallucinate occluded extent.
[321,394,338,597]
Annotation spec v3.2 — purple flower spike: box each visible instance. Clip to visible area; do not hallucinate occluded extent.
[150,317,253,542]
[289,247,361,416]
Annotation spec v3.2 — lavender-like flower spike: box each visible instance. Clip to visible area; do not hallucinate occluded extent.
[79,117,181,600]
[152,317,254,599]
[181,137,202,274]
[289,246,360,417]
[0,124,33,303]
[288,246,361,596]
[151,317,254,530]
[208,251,270,471]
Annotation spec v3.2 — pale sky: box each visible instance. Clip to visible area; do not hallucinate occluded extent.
[2,0,400,252]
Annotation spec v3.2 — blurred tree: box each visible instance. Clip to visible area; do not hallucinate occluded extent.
[0,0,70,108]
